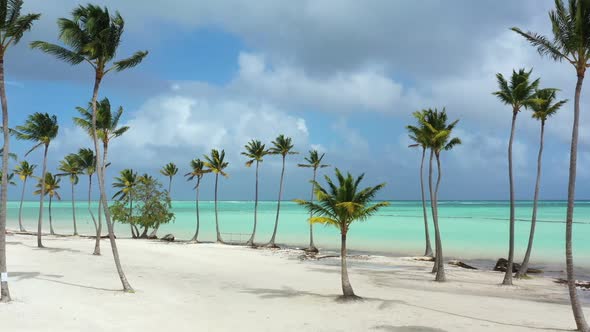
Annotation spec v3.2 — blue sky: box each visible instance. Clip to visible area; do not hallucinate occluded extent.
[4,0,590,201]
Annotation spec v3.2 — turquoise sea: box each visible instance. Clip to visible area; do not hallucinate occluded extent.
[8,200,590,269]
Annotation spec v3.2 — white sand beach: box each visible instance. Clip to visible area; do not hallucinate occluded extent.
[1,232,588,332]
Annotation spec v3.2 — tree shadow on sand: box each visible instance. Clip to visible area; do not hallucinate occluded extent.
[241,286,571,331]
[373,326,447,332]
[10,271,119,292]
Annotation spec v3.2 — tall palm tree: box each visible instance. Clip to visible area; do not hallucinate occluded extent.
[512,1,590,328]
[14,113,58,248]
[0,0,40,303]
[493,69,540,286]
[57,153,82,235]
[421,108,461,282]
[74,97,129,255]
[14,160,36,232]
[242,140,269,246]
[185,159,210,242]
[204,149,229,243]
[77,148,101,254]
[298,150,330,253]
[112,169,138,238]
[516,89,567,278]
[268,135,298,248]
[34,172,60,235]
[151,162,178,237]
[31,4,147,293]
[296,169,388,299]
[407,110,434,257]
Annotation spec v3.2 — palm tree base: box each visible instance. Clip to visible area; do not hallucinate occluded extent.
[266,243,280,249]
[335,294,363,302]
[305,246,319,253]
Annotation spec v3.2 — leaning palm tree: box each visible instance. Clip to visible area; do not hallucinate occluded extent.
[298,150,330,253]
[493,69,540,286]
[242,140,269,246]
[31,4,147,293]
[77,148,101,254]
[14,161,36,232]
[57,153,82,235]
[296,169,388,299]
[512,1,590,328]
[421,108,461,282]
[112,169,138,238]
[268,135,298,248]
[14,113,58,248]
[204,149,229,243]
[0,0,40,303]
[150,162,178,237]
[185,159,210,242]
[407,110,434,257]
[516,89,567,278]
[34,172,60,235]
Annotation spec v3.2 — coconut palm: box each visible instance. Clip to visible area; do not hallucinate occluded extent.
[512,1,590,328]
[407,110,434,257]
[268,135,298,248]
[14,113,58,248]
[242,140,269,246]
[204,149,229,243]
[421,108,461,282]
[33,172,61,235]
[0,0,40,303]
[298,150,330,253]
[150,162,178,237]
[516,89,567,278]
[0,171,15,186]
[14,161,36,232]
[31,4,147,292]
[77,148,101,254]
[185,159,211,242]
[112,169,138,238]
[493,69,540,286]
[57,153,82,235]
[296,169,388,299]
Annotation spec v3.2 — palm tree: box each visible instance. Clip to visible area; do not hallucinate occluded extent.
[493,69,540,286]
[112,169,138,238]
[296,169,388,299]
[14,113,58,248]
[204,149,229,243]
[0,171,15,186]
[57,153,82,235]
[407,110,434,257]
[77,148,101,254]
[34,172,60,235]
[268,135,298,248]
[421,108,461,282]
[512,1,590,328]
[31,4,147,293]
[298,150,330,253]
[0,0,40,303]
[14,161,36,232]
[151,162,178,237]
[242,140,269,246]
[185,159,210,242]
[516,89,567,278]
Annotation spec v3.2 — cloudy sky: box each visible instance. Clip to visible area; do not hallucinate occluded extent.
[5,0,588,201]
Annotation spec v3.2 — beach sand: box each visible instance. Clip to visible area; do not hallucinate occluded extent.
[1,232,588,332]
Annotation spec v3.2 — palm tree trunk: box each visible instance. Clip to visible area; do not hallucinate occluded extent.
[71,181,78,236]
[340,231,356,298]
[18,178,27,232]
[214,173,223,243]
[49,195,54,235]
[565,73,589,331]
[140,226,148,238]
[129,196,135,239]
[37,144,49,248]
[149,178,171,238]
[191,178,201,242]
[503,110,518,286]
[89,175,100,255]
[247,162,259,246]
[434,153,445,282]
[428,150,439,274]
[0,55,12,302]
[269,156,286,247]
[517,121,545,278]
[420,147,433,257]
[91,74,133,292]
[307,168,318,252]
